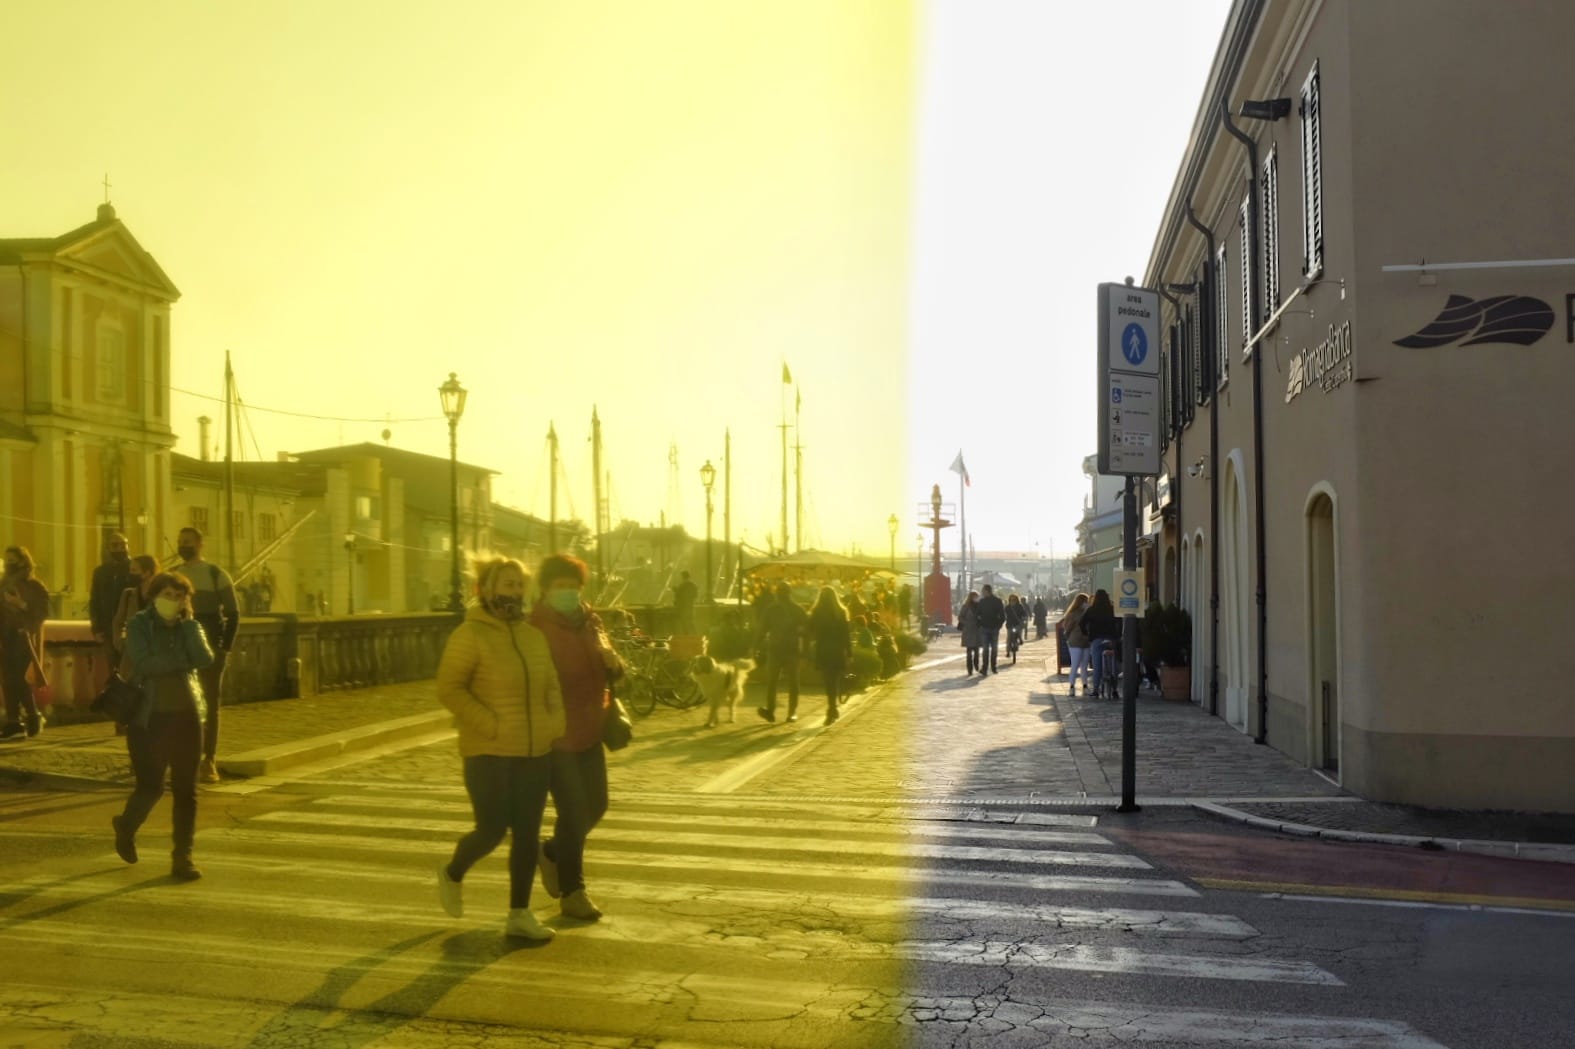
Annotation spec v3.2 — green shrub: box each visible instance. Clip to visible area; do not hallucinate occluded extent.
[894,632,928,657]
[850,645,883,691]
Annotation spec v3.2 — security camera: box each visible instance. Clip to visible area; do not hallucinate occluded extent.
[1240,97,1292,121]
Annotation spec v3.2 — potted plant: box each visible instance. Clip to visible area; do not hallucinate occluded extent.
[1141,602,1192,701]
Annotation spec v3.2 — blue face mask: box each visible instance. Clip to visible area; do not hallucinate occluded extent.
[548,588,581,615]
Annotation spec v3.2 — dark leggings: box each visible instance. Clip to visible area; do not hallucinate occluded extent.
[1,639,37,725]
[545,746,607,895]
[120,711,203,856]
[447,753,555,909]
[982,630,1001,671]
[819,660,844,710]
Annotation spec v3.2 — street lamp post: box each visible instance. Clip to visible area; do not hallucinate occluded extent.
[887,513,898,572]
[344,532,356,615]
[438,372,468,612]
[699,459,717,603]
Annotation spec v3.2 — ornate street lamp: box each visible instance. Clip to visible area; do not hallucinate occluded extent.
[343,532,356,615]
[438,372,468,612]
[887,513,898,571]
[699,459,717,602]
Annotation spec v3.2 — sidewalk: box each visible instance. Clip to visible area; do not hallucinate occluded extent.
[4,644,1574,864]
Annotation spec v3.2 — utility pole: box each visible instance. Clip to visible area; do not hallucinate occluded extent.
[223,351,235,573]
[547,422,559,554]
[591,408,604,587]
[723,429,732,600]
[793,387,803,552]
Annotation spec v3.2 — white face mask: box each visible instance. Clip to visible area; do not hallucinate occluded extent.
[155,597,182,621]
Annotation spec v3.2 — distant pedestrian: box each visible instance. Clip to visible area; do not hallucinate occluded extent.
[1081,589,1121,697]
[529,554,622,923]
[898,583,913,628]
[673,571,698,634]
[975,584,1006,674]
[435,557,566,942]
[808,587,851,725]
[755,583,806,722]
[173,528,239,784]
[0,547,50,739]
[113,571,215,880]
[1060,593,1092,695]
[956,591,982,676]
[111,556,160,673]
[1005,593,1027,654]
[1032,595,1048,640]
[90,532,135,672]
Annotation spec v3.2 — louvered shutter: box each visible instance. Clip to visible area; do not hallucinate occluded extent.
[1300,61,1323,277]
[1262,147,1280,312]
[1215,243,1228,390]
[1239,196,1252,349]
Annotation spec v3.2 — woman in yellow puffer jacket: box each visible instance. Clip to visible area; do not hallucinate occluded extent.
[434,558,566,941]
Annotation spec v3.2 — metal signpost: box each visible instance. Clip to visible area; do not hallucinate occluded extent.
[1098,281,1161,813]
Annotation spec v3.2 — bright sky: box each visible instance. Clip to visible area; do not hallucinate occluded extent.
[5,0,1229,561]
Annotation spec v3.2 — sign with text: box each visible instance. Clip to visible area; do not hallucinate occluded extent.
[1113,570,1144,617]
[1098,283,1161,476]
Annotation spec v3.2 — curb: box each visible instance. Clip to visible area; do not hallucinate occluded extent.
[0,766,125,792]
[1193,801,1575,866]
[218,709,453,777]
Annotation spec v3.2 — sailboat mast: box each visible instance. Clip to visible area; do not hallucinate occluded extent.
[793,389,803,553]
[547,422,559,554]
[224,351,235,573]
[591,408,604,585]
[723,428,731,599]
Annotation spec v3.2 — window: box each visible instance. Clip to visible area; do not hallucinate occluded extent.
[96,324,126,403]
[257,513,276,542]
[355,495,380,520]
[1239,196,1253,351]
[190,506,209,531]
[1215,243,1229,390]
[1262,146,1281,314]
[231,510,245,539]
[1300,61,1324,278]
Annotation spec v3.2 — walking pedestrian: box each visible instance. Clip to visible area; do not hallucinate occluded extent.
[1059,593,1092,695]
[111,556,160,672]
[90,532,135,674]
[755,583,806,722]
[0,547,50,739]
[529,554,621,923]
[1032,595,1048,640]
[112,571,215,880]
[172,528,239,784]
[1082,589,1122,697]
[808,586,851,725]
[975,584,1006,674]
[435,557,566,941]
[957,591,983,676]
[673,571,698,634]
[898,583,913,629]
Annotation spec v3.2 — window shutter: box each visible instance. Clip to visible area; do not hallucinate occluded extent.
[1262,147,1280,312]
[1185,304,1198,418]
[1239,196,1252,349]
[1215,243,1228,390]
[1300,61,1323,278]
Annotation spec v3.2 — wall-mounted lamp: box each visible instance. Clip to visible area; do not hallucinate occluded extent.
[1188,457,1209,479]
[1240,97,1292,121]
[1164,282,1197,295]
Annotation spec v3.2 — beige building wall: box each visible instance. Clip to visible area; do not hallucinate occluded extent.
[1149,0,1575,810]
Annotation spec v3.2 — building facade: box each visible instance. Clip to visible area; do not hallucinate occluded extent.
[1145,0,1575,809]
[0,204,181,609]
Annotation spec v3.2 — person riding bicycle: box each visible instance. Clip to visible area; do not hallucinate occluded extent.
[1005,594,1027,657]
[1032,596,1048,640]
[1079,589,1122,698]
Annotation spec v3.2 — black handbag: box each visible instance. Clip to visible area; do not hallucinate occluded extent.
[90,674,146,724]
[603,686,633,751]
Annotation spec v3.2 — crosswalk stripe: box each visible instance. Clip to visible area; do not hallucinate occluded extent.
[246,812,1149,868]
[903,940,1342,985]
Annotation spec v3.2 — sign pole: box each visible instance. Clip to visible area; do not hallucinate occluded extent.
[1117,475,1141,812]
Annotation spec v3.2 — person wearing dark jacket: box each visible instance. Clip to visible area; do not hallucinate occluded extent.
[1080,589,1122,696]
[956,591,983,676]
[528,554,622,922]
[90,532,135,668]
[1032,596,1049,639]
[172,527,239,784]
[808,587,851,725]
[113,571,215,880]
[756,583,807,722]
[974,584,1006,674]
[0,546,51,739]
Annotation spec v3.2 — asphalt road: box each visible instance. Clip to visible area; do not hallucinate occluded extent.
[3,654,1572,1047]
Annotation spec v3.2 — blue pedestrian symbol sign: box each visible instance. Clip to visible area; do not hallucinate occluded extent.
[1121,323,1148,367]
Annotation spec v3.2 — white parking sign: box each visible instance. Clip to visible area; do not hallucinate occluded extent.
[1113,570,1143,616]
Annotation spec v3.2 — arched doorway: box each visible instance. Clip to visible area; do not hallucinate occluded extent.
[1221,459,1250,732]
[1306,491,1340,774]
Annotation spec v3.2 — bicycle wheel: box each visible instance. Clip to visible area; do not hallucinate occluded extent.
[665,659,702,709]
[626,674,658,717]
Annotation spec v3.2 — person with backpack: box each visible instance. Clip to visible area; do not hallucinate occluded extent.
[173,528,239,784]
[1080,589,1122,697]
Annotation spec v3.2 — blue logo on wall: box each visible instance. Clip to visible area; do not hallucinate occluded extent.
[1121,323,1148,365]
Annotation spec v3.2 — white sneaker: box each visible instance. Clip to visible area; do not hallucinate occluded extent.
[436,863,463,918]
[505,908,555,941]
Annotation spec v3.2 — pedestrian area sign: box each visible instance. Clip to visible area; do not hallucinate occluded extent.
[1113,570,1143,616]
[1098,283,1161,476]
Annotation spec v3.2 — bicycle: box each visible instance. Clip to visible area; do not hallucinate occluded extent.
[1094,641,1122,701]
[1005,624,1020,664]
[618,636,702,716]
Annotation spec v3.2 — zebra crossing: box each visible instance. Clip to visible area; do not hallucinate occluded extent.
[0,788,1454,1048]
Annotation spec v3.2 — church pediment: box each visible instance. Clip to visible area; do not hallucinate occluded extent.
[58,224,181,301]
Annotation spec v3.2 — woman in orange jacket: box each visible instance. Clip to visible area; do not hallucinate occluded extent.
[434,558,566,941]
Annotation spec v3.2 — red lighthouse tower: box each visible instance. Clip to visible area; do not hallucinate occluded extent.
[921,484,954,627]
